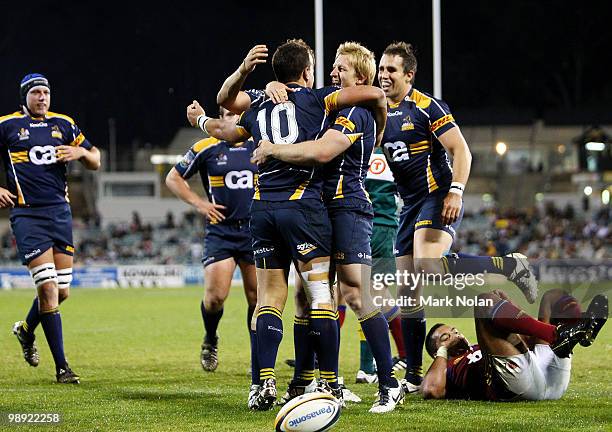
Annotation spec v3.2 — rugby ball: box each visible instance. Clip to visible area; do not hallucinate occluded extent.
[274,392,341,432]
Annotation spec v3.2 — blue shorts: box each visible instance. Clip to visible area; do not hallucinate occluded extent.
[203,220,254,267]
[327,198,373,265]
[395,189,463,257]
[10,203,74,265]
[250,199,332,269]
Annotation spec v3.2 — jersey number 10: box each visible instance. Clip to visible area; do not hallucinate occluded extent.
[256,102,299,144]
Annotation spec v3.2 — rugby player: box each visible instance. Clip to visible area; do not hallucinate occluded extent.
[188,40,387,410]
[166,106,258,376]
[377,42,538,392]
[422,290,608,400]
[1,73,101,383]
[252,42,405,413]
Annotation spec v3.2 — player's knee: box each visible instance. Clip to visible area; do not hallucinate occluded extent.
[30,262,58,290]
[341,285,362,313]
[57,268,73,290]
[205,294,226,311]
[300,260,333,310]
[414,257,442,275]
[58,287,70,303]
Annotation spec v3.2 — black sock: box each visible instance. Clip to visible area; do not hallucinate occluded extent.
[23,297,40,337]
[293,316,315,385]
[401,307,425,385]
[360,311,397,387]
[309,309,339,389]
[442,253,516,277]
[40,308,67,372]
[256,306,284,382]
[201,301,223,345]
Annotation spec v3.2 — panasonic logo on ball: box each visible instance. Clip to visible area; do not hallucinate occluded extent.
[288,406,333,428]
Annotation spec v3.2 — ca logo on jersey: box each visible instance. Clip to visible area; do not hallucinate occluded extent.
[29,145,57,165]
[225,170,253,189]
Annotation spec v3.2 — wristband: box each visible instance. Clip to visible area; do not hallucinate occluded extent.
[197,114,211,134]
[436,346,448,359]
[449,182,465,197]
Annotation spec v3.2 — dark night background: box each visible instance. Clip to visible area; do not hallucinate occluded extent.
[1,1,611,154]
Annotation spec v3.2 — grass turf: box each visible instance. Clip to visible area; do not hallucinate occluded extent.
[0,285,610,431]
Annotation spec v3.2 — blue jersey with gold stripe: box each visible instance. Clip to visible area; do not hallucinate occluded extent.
[174,137,257,222]
[0,110,92,207]
[381,88,455,200]
[322,106,375,203]
[237,84,338,201]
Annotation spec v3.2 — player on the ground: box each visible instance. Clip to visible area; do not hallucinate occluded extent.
[166,106,258,378]
[252,42,404,413]
[377,42,538,392]
[1,73,101,383]
[422,290,608,400]
[188,40,387,410]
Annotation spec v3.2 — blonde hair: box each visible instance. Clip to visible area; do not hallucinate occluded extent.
[335,42,376,86]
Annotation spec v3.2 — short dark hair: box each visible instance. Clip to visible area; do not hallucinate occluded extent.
[425,323,446,358]
[272,39,314,83]
[383,41,417,82]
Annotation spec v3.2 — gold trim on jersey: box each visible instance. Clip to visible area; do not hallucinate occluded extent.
[431,114,455,133]
[235,125,251,139]
[69,132,85,147]
[208,175,224,187]
[426,157,439,193]
[410,140,431,155]
[335,116,355,132]
[46,111,76,124]
[346,133,363,144]
[334,174,344,199]
[0,111,26,125]
[289,179,310,200]
[253,174,260,200]
[324,90,340,114]
[388,100,401,109]
[10,151,29,164]
[410,89,432,109]
[193,137,220,153]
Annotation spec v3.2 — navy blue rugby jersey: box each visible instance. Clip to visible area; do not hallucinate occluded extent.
[381,88,456,201]
[236,84,339,201]
[174,137,257,222]
[321,106,375,203]
[0,110,93,206]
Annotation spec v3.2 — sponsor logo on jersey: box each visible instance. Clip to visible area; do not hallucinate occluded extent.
[401,115,415,131]
[335,116,356,132]
[228,146,247,152]
[225,170,254,189]
[296,242,318,255]
[387,110,404,117]
[24,249,42,259]
[415,219,432,227]
[216,153,228,165]
[357,252,372,260]
[17,128,30,141]
[29,122,48,128]
[179,150,195,168]
[29,145,57,165]
[254,246,275,255]
[51,125,63,139]
[334,251,345,260]
[369,157,387,175]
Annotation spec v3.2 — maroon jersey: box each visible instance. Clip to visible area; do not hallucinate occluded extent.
[446,345,496,400]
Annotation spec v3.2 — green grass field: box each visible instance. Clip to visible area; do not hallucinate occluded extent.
[0,285,610,431]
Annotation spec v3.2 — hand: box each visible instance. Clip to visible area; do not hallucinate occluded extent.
[187,100,205,127]
[56,145,85,162]
[251,140,275,165]
[441,192,462,226]
[239,45,268,75]
[194,200,226,223]
[0,187,16,208]
[265,81,294,104]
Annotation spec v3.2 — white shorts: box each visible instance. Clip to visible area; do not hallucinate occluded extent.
[490,344,572,401]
